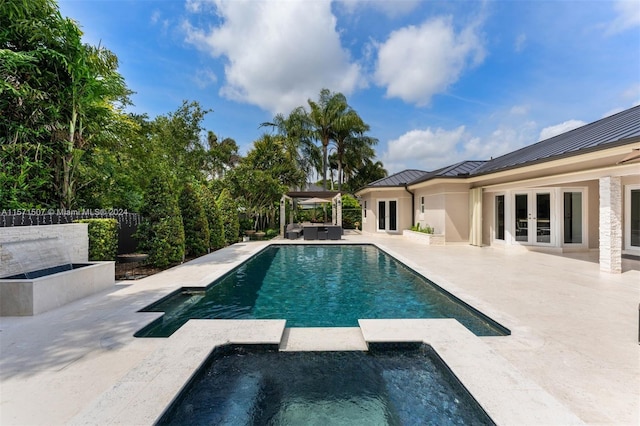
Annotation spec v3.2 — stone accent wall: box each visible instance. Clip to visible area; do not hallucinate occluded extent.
[599,176,622,273]
[0,224,88,277]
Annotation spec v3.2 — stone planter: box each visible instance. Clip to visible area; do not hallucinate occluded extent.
[403,230,445,245]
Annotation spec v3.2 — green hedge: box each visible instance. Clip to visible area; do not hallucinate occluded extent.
[74,219,118,261]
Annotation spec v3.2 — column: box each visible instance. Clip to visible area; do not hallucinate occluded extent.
[599,176,622,273]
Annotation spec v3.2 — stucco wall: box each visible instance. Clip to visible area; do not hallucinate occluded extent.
[359,189,412,234]
[414,183,470,242]
[0,224,89,277]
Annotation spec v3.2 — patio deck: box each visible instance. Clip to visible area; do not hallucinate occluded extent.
[0,233,638,425]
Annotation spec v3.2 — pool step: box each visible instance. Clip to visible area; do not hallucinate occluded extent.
[279,327,368,351]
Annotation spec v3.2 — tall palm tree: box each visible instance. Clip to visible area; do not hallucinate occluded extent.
[331,108,378,191]
[340,135,377,189]
[306,89,349,190]
[261,108,320,188]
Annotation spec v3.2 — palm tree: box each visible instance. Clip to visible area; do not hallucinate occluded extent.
[331,108,378,191]
[306,89,349,190]
[345,159,388,193]
[260,108,320,188]
[340,136,377,188]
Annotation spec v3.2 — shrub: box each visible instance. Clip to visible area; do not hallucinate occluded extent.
[179,182,210,258]
[136,176,185,268]
[217,188,239,245]
[74,219,118,261]
[411,223,434,234]
[265,228,278,239]
[202,185,225,250]
[341,194,361,229]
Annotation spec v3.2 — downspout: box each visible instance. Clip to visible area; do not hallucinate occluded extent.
[402,183,415,227]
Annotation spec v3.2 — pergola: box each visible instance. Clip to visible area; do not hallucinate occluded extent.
[279,191,343,236]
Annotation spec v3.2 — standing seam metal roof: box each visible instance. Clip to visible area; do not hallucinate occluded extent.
[361,105,640,191]
[368,169,428,187]
[473,105,640,175]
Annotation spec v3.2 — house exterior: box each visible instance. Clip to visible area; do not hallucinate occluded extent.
[356,105,640,273]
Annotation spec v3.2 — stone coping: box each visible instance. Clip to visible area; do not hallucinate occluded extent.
[71,319,582,425]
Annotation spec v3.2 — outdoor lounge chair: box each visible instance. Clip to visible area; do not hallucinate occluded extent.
[286,223,303,239]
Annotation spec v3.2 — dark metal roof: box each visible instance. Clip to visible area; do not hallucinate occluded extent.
[410,160,486,184]
[368,169,428,187]
[474,105,640,175]
[285,190,340,199]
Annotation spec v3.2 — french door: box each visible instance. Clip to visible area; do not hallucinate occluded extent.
[514,191,553,245]
[377,199,398,232]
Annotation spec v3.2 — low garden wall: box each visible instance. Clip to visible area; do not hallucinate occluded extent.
[402,229,445,245]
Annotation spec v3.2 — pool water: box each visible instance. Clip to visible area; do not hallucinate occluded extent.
[136,245,508,337]
[157,344,495,425]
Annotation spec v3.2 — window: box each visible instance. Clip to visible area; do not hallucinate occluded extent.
[631,189,640,247]
[363,201,367,218]
[626,185,640,251]
[563,192,582,244]
[495,195,505,240]
[420,196,425,214]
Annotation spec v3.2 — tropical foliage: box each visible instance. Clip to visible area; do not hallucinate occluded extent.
[1,1,387,262]
[179,181,210,258]
[74,218,118,261]
[136,176,185,268]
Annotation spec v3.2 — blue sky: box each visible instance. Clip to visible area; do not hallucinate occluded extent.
[58,0,640,174]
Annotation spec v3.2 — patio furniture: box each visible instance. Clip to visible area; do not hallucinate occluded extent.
[303,226,318,240]
[327,226,342,240]
[286,224,304,240]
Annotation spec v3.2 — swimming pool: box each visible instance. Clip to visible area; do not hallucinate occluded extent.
[136,245,508,337]
[157,344,495,425]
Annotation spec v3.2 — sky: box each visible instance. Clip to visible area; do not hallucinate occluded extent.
[57,0,640,174]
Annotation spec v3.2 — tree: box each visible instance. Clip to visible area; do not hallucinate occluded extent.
[344,159,388,193]
[331,109,378,191]
[306,89,349,190]
[260,109,320,187]
[136,176,185,268]
[1,0,133,208]
[204,131,239,179]
[179,181,210,258]
[201,185,225,250]
[216,188,239,245]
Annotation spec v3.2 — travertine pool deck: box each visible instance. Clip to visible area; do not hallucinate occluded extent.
[0,234,638,425]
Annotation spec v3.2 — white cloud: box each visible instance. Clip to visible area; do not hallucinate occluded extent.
[193,68,218,89]
[514,33,527,52]
[605,0,640,34]
[382,120,538,173]
[150,10,161,24]
[382,126,466,171]
[183,0,362,114]
[510,104,529,115]
[374,16,485,106]
[337,0,421,18]
[539,120,586,141]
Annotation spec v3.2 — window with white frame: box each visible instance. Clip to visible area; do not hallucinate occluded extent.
[625,184,640,252]
[420,196,425,214]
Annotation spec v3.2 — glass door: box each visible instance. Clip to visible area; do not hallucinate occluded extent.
[535,193,551,244]
[378,200,386,230]
[513,191,553,245]
[377,199,398,232]
[514,193,529,242]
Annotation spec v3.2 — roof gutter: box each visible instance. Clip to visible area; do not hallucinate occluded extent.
[402,183,415,226]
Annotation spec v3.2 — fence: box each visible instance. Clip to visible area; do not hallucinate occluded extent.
[0,211,141,255]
